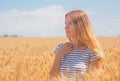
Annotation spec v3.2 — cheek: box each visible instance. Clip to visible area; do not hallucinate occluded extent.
[65,26,71,33]
[70,27,76,34]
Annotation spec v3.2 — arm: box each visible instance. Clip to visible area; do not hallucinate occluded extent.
[49,42,73,79]
[49,52,62,78]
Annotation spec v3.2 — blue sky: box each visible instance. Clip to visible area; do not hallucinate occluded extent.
[0,0,120,37]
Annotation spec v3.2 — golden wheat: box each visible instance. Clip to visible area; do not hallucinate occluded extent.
[0,37,120,81]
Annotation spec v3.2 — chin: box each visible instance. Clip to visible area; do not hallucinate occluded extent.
[66,34,71,38]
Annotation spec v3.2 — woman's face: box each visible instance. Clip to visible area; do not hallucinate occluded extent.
[65,16,76,38]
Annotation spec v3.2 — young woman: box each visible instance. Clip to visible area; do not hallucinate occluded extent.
[50,10,104,81]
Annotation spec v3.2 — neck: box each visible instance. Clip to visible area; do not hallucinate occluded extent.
[70,37,84,48]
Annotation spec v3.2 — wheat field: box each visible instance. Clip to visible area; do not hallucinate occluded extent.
[0,37,120,81]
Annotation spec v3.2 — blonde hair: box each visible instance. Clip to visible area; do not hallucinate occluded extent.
[65,10,104,58]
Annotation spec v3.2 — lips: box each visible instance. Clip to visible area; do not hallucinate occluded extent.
[66,31,70,33]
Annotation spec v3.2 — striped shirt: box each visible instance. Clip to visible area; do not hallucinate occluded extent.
[53,43,100,80]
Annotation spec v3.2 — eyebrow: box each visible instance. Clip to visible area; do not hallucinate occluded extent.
[65,21,72,23]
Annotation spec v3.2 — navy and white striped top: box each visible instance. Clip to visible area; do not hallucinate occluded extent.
[53,43,100,79]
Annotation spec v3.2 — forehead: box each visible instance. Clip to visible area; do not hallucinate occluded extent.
[65,16,72,22]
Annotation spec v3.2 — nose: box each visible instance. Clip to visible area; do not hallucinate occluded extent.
[65,24,69,30]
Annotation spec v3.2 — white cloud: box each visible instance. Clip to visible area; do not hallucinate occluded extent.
[0,6,119,37]
[0,5,66,37]
[107,30,113,33]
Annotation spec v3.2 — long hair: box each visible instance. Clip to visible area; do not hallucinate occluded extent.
[65,10,104,58]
